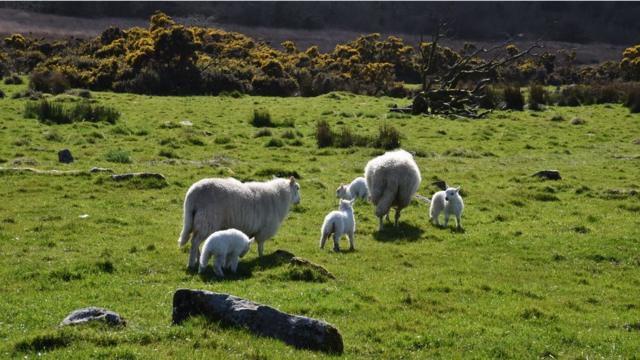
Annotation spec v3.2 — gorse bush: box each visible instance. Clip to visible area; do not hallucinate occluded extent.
[250,108,274,127]
[105,149,131,163]
[24,99,119,125]
[503,86,524,110]
[3,73,23,85]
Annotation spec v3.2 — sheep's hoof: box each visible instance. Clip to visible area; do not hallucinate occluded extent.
[333,247,340,253]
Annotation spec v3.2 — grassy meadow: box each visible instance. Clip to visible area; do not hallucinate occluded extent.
[1,79,639,359]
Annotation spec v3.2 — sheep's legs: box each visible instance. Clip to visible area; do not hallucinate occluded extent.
[347,231,355,251]
[444,213,450,227]
[188,234,203,270]
[455,214,462,230]
[394,208,401,227]
[257,240,265,257]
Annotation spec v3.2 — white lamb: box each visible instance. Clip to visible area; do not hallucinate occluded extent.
[320,199,355,252]
[178,176,301,269]
[336,177,368,201]
[365,149,422,231]
[429,187,464,229]
[199,228,253,276]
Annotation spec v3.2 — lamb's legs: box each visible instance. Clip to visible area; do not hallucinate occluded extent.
[333,232,341,252]
[320,232,329,249]
[347,231,355,251]
[444,212,450,227]
[214,254,225,277]
[229,256,239,273]
[198,249,210,274]
[455,214,462,230]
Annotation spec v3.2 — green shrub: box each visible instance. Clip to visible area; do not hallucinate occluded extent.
[281,130,296,139]
[265,138,284,147]
[625,86,640,113]
[335,127,354,148]
[503,86,524,110]
[29,70,70,94]
[528,84,547,110]
[374,123,401,150]
[3,73,23,85]
[105,149,131,163]
[24,99,119,125]
[315,119,333,147]
[251,108,274,127]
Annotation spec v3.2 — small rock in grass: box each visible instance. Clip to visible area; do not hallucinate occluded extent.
[58,149,73,163]
[532,170,561,180]
[60,307,125,327]
[550,115,565,122]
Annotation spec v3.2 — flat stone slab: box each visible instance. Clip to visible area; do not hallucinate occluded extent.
[172,289,343,354]
[60,307,125,327]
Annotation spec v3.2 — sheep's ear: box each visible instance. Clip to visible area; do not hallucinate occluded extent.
[455,186,461,192]
[289,176,295,185]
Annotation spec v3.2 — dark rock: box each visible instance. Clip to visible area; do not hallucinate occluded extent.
[431,180,448,191]
[172,289,343,354]
[58,149,73,164]
[60,307,125,327]
[532,170,561,180]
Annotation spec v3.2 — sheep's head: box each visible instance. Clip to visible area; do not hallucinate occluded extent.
[445,187,461,201]
[336,185,348,198]
[289,176,301,204]
[339,199,354,211]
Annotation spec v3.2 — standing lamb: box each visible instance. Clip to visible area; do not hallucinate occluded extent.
[336,177,369,201]
[428,186,464,230]
[320,199,355,252]
[199,229,253,276]
[365,149,421,231]
[178,176,301,269]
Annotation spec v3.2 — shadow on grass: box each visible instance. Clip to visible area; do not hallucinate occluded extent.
[373,222,424,242]
[196,249,295,282]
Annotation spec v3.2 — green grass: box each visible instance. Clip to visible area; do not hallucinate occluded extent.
[1,79,640,358]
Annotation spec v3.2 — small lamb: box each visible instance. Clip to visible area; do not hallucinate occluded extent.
[336,177,368,201]
[199,229,253,276]
[320,199,355,252]
[429,187,464,229]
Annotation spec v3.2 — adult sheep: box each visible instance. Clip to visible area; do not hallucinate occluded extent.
[178,176,301,269]
[365,149,421,231]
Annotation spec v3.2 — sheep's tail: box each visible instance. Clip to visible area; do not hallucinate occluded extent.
[178,199,195,248]
[414,194,431,203]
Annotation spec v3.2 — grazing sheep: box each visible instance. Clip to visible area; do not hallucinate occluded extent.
[365,149,421,231]
[179,176,301,269]
[320,199,355,252]
[336,177,369,201]
[429,187,464,229]
[198,229,253,276]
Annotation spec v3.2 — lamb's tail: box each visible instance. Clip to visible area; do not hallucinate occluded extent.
[414,194,431,203]
[178,199,195,248]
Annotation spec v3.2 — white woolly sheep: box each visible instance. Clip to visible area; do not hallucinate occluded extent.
[320,199,355,252]
[336,176,369,201]
[198,228,253,276]
[429,187,464,229]
[178,176,301,269]
[364,149,421,231]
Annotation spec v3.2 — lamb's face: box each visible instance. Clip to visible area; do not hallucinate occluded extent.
[445,187,460,201]
[339,199,353,211]
[290,177,301,204]
[336,185,347,198]
[239,242,251,258]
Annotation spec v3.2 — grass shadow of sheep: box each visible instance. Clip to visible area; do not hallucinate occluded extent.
[198,249,295,282]
[373,222,424,242]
